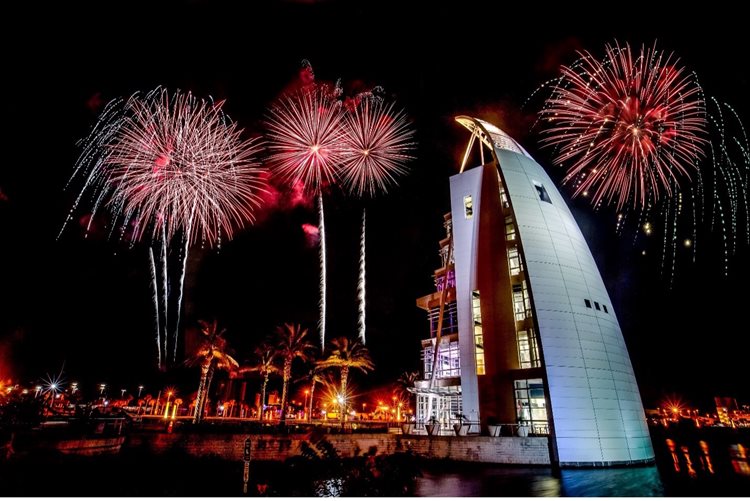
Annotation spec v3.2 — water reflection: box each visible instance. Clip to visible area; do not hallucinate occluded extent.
[414,464,664,497]
[730,443,750,476]
[414,465,560,497]
[560,466,664,497]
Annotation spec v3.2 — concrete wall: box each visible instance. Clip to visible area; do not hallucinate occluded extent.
[126,432,550,465]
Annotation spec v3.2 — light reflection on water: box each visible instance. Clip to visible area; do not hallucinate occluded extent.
[560,467,663,496]
[413,465,663,497]
[414,466,561,497]
[413,432,750,496]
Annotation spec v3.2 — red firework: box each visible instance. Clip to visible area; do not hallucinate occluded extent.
[265,84,347,194]
[340,95,415,197]
[70,88,266,247]
[540,42,707,210]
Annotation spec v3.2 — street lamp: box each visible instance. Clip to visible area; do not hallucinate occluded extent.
[304,389,310,421]
[163,391,174,419]
[99,383,106,396]
[121,388,127,399]
[138,385,144,398]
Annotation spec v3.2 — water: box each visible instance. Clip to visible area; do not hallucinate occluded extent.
[1,427,747,496]
[414,464,665,497]
[414,427,749,496]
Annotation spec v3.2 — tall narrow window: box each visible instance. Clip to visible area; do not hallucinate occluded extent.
[471,290,485,375]
[508,247,522,276]
[463,195,473,219]
[514,379,549,435]
[505,216,516,241]
[534,182,552,204]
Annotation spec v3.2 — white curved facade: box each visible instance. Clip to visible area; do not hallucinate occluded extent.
[449,117,654,466]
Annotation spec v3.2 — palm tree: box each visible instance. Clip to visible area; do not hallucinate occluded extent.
[295,365,326,422]
[187,319,238,424]
[235,343,279,421]
[396,371,418,403]
[396,370,418,421]
[317,336,374,424]
[275,323,316,425]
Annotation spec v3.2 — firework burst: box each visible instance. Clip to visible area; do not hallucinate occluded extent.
[539,42,707,211]
[64,87,266,368]
[73,88,266,246]
[340,95,415,197]
[265,84,347,195]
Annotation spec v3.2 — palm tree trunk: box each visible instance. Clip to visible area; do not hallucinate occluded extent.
[279,359,292,425]
[308,379,316,423]
[193,362,213,424]
[259,374,269,421]
[340,365,349,425]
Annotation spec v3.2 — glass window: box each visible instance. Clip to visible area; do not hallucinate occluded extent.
[534,182,552,204]
[516,328,541,369]
[505,216,516,241]
[594,301,601,311]
[603,304,609,314]
[584,299,592,308]
[508,247,522,276]
[464,195,473,219]
[514,378,549,435]
[472,290,485,375]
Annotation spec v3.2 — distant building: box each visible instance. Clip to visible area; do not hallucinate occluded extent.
[412,117,654,466]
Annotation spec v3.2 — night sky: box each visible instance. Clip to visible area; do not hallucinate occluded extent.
[2,1,748,409]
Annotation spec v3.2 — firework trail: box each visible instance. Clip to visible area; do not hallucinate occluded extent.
[702,98,750,275]
[160,225,169,366]
[357,210,366,343]
[539,42,707,211]
[148,247,162,368]
[342,93,415,344]
[266,76,346,349]
[64,87,266,368]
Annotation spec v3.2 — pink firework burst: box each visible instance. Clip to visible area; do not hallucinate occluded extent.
[265,84,346,194]
[72,87,266,246]
[340,95,415,197]
[540,42,707,210]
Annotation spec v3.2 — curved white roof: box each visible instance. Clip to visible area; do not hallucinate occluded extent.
[455,116,533,160]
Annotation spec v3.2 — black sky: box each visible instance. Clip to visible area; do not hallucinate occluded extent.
[1,1,748,409]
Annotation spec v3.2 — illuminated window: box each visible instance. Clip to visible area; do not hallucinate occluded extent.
[516,329,541,369]
[505,216,516,241]
[422,339,461,380]
[584,299,592,308]
[471,290,485,375]
[514,379,549,435]
[508,247,522,276]
[499,187,509,208]
[533,182,552,204]
[594,301,601,311]
[512,281,531,323]
[603,304,608,314]
[464,195,473,219]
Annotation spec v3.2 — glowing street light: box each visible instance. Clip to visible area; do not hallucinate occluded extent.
[163,390,174,419]
[304,389,310,421]
[138,385,144,398]
[99,383,107,396]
